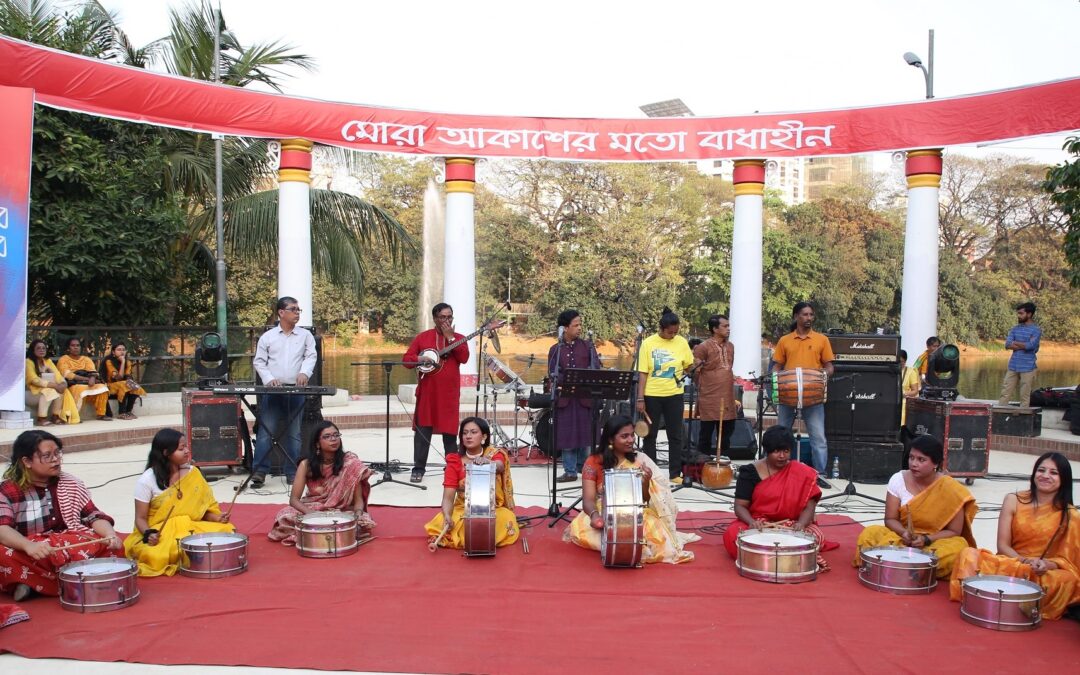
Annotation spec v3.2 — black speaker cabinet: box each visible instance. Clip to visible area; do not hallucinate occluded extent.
[905,399,991,478]
[726,418,758,460]
[829,439,905,484]
[825,364,901,441]
[183,389,243,467]
[991,405,1041,438]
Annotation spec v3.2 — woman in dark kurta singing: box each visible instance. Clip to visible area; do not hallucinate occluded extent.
[548,310,601,483]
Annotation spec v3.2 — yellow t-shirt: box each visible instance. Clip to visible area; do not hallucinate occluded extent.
[638,333,693,397]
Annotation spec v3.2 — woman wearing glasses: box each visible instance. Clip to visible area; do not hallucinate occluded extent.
[0,430,123,606]
[268,421,376,544]
[123,429,234,576]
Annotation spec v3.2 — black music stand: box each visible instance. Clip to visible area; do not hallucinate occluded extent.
[352,360,426,491]
[548,368,634,527]
[819,373,886,505]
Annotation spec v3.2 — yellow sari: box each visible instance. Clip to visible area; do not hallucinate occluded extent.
[57,354,109,418]
[950,497,1080,620]
[424,446,519,549]
[24,358,80,424]
[853,474,977,578]
[564,454,698,564]
[124,467,235,576]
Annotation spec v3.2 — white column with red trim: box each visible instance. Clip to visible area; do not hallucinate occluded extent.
[443,158,478,385]
[278,139,314,325]
[899,149,943,358]
[730,159,766,379]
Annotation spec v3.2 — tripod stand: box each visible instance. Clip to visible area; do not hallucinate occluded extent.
[819,373,885,505]
[351,360,427,491]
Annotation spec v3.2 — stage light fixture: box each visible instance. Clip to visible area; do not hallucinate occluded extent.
[922,343,960,400]
[194,331,229,385]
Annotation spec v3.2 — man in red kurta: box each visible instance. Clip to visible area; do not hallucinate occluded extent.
[404,303,470,482]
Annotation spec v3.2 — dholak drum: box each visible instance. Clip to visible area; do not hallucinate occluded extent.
[179,532,249,578]
[601,468,645,568]
[296,511,358,558]
[464,462,497,557]
[771,368,827,408]
[58,558,139,613]
[960,575,1044,631]
[736,529,818,583]
[858,546,938,594]
[701,456,734,489]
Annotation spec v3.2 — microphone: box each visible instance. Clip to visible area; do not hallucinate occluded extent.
[558,325,565,341]
[587,330,594,342]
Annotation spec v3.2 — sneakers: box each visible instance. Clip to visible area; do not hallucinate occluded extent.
[250,472,266,489]
[669,476,684,486]
[556,473,578,483]
[13,584,33,602]
[410,469,424,483]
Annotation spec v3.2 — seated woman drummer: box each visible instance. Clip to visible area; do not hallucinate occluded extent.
[950,452,1080,620]
[563,414,698,564]
[723,425,837,570]
[269,421,376,545]
[124,429,235,576]
[853,434,977,579]
[424,417,519,549]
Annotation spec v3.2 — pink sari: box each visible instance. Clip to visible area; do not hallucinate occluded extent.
[268,452,374,544]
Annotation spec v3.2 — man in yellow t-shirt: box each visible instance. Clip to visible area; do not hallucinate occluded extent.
[636,308,694,483]
[768,302,835,474]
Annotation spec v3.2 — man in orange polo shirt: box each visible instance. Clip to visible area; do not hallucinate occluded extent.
[768,302,835,474]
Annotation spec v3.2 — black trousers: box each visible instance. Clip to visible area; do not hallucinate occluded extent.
[119,394,139,414]
[413,426,456,473]
[697,419,736,457]
[641,394,685,479]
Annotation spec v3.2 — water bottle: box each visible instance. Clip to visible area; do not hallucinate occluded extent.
[830,456,840,479]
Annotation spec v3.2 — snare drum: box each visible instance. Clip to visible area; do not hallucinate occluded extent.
[485,355,518,385]
[601,468,645,568]
[179,532,249,578]
[463,463,497,557]
[960,575,1044,631]
[58,558,140,613]
[701,456,734,489]
[771,368,827,408]
[736,529,818,583]
[858,546,938,594]
[296,511,358,558]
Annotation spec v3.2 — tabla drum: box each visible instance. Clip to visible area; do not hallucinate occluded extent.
[485,355,517,385]
[463,462,497,557]
[296,511,358,558]
[736,528,818,584]
[58,558,139,613]
[858,546,938,594]
[601,468,645,568]
[701,456,734,489]
[771,368,828,408]
[179,532,249,579]
[960,575,1044,631]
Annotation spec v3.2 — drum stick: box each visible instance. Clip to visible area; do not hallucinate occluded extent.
[906,509,915,543]
[53,537,110,552]
[356,535,377,548]
[225,473,255,519]
[428,522,450,552]
[717,400,725,455]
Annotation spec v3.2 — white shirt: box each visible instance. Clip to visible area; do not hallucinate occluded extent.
[886,471,915,506]
[253,325,317,385]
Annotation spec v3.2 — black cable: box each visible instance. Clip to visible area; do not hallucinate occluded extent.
[86,472,142,489]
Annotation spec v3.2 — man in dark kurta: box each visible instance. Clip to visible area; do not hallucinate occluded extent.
[548,310,601,482]
[693,314,737,457]
[404,303,470,482]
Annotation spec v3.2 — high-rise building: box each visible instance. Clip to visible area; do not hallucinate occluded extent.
[802,155,872,200]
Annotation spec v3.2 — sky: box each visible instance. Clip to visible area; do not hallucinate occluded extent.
[97,0,1080,163]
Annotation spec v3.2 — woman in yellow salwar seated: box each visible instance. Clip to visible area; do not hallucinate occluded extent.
[56,337,111,422]
[124,429,234,576]
[853,434,976,578]
[564,415,698,564]
[950,452,1080,620]
[24,340,80,426]
[424,417,519,549]
[100,342,147,420]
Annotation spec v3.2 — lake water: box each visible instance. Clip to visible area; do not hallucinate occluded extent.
[323,352,1080,401]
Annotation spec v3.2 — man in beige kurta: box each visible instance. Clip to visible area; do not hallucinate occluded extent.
[692,315,737,456]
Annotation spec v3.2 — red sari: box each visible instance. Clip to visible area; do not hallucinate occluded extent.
[723,461,835,567]
[404,328,469,435]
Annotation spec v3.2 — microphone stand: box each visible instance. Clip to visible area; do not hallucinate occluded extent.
[351,360,427,491]
[545,327,567,518]
[473,302,510,418]
[618,294,649,449]
[819,373,885,504]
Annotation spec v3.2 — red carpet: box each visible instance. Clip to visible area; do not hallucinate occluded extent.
[1,504,1077,673]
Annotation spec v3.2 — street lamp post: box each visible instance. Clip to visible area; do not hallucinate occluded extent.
[903,29,935,99]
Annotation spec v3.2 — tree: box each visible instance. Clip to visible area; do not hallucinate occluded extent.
[1043,136,1080,288]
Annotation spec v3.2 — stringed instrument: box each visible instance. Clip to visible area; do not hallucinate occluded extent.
[416,319,506,374]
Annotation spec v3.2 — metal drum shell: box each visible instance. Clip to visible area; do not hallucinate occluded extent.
[701,457,734,489]
[463,463,497,557]
[960,575,1044,631]
[736,529,818,584]
[600,468,645,568]
[296,511,358,558]
[58,558,140,613]
[858,546,938,595]
[179,532,249,579]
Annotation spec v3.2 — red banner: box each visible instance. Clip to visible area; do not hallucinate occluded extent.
[2,36,1079,161]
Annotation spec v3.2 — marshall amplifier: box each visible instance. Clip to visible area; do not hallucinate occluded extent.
[905,399,991,480]
[828,333,900,364]
[825,363,901,441]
